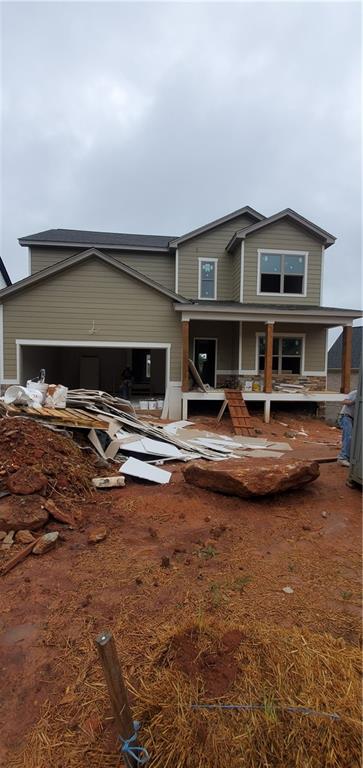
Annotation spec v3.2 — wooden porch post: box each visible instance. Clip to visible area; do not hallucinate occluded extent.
[264,321,274,394]
[182,319,190,392]
[340,325,352,394]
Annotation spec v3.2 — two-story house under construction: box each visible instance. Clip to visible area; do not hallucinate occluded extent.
[0,206,361,420]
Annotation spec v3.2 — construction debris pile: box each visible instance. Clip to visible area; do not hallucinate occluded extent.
[0,387,294,487]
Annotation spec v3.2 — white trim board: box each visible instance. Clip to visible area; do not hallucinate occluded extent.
[175,247,179,294]
[320,246,325,304]
[198,257,218,300]
[0,304,3,382]
[239,241,244,302]
[257,249,308,298]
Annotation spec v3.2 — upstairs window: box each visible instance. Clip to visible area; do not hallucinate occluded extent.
[199,259,217,299]
[258,335,303,374]
[259,251,307,295]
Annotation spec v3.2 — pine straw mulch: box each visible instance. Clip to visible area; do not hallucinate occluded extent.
[8,612,362,768]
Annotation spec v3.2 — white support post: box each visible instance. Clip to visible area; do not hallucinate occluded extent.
[182,397,188,420]
[264,398,271,424]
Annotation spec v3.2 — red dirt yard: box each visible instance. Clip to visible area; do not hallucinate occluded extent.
[0,410,361,766]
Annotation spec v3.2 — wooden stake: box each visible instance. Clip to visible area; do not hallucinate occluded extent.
[1,540,36,576]
[95,631,139,768]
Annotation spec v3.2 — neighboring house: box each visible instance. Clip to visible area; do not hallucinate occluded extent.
[0,206,361,419]
[328,326,362,372]
[0,258,11,290]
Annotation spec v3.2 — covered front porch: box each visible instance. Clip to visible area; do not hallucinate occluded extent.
[175,303,358,422]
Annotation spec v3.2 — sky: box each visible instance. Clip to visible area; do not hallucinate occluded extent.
[1,0,362,314]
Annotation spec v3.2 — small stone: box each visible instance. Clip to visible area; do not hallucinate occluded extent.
[321,511,328,518]
[2,530,15,549]
[284,431,296,438]
[7,467,47,495]
[254,429,263,435]
[0,531,7,541]
[135,577,143,586]
[87,526,108,544]
[302,524,311,531]
[148,527,157,538]
[204,516,211,522]
[161,556,170,568]
[282,586,294,594]
[32,531,59,555]
[15,530,36,544]
[178,513,186,520]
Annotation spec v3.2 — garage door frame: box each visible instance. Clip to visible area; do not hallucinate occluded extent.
[16,339,171,391]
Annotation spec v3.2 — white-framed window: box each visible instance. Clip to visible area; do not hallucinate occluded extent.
[257,334,304,375]
[258,250,308,296]
[198,258,217,300]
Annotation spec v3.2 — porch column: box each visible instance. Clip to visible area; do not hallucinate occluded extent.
[182,319,190,392]
[264,321,274,394]
[340,324,352,394]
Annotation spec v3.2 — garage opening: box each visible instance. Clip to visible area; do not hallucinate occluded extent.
[20,345,167,400]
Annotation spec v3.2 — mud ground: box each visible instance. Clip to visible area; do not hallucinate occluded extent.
[0,411,361,763]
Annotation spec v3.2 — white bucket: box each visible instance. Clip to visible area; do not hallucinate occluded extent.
[4,385,43,407]
[148,400,157,410]
[157,399,164,409]
[139,400,149,410]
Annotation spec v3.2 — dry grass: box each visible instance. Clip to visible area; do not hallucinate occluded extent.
[9,613,362,768]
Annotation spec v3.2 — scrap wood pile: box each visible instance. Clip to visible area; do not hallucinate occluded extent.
[10,617,361,768]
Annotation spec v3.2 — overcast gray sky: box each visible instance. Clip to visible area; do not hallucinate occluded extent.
[1,1,362,311]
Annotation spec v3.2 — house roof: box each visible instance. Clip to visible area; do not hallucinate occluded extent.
[18,229,175,252]
[226,208,336,252]
[169,206,265,247]
[0,248,188,304]
[0,258,11,286]
[328,326,362,370]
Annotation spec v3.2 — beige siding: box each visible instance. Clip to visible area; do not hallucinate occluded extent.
[178,214,256,300]
[30,247,175,291]
[243,221,322,305]
[189,320,239,371]
[241,322,327,372]
[2,257,182,380]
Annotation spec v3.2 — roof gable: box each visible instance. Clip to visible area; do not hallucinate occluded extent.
[328,326,362,369]
[169,206,265,247]
[0,248,188,304]
[0,258,11,286]
[226,208,336,252]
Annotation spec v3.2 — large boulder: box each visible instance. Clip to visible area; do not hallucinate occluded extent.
[6,466,48,495]
[0,495,49,532]
[183,459,319,498]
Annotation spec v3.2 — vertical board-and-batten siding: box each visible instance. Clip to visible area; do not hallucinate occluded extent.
[240,322,327,372]
[243,221,322,304]
[177,214,257,300]
[30,247,175,292]
[2,258,182,380]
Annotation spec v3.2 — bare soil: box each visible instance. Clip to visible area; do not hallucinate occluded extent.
[0,411,361,763]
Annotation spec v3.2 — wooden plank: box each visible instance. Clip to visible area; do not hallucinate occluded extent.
[95,632,139,768]
[182,320,190,392]
[224,389,254,436]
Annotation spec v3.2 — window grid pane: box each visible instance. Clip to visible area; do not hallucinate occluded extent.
[200,261,216,298]
[260,253,305,295]
[258,336,302,374]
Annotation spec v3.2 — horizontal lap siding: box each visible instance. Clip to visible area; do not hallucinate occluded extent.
[190,320,239,370]
[243,221,322,304]
[3,258,182,380]
[31,248,175,292]
[178,214,256,300]
[231,250,241,301]
[241,322,327,372]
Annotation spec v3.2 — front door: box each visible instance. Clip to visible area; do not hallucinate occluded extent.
[194,338,216,387]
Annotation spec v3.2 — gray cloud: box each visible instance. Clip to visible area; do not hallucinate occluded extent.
[1,1,361,311]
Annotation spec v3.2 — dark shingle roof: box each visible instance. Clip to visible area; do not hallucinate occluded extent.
[0,258,11,286]
[328,326,362,370]
[18,229,175,250]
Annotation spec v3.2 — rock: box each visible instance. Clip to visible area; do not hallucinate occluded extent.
[210,525,226,539]
[161,556,170,568]
[2,530,15,549]
[0,495,49,532]
[183,460,320,499]
[321,511,328,518]
[302,524,311,531]
[135,577,143,586]
[87,526,107,544]
[282,586,294,594]
[148,527,157,538]
[6,467,48,495]
[0,531,7,541]
[32,531,59,555]
[15,530,36,544]
[284,431,296,439]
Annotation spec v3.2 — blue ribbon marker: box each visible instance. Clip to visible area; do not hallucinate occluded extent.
[119,721,150,766]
